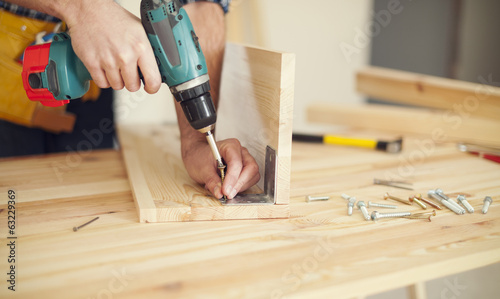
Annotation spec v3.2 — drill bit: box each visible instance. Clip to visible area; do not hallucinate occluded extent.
[205,131,227,202]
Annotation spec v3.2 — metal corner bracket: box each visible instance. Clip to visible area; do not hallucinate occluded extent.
[222,146,276,205]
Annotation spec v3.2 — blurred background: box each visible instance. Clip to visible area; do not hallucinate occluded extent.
[114,1,500,297]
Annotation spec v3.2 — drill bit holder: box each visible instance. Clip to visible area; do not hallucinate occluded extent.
[223,146,276,205]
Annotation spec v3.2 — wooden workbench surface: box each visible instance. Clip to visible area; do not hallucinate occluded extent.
[1,129,499,299]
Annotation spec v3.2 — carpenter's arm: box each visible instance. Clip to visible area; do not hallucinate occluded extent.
[178,2,260,199]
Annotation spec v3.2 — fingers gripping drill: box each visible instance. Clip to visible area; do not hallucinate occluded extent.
[21,0,226,183]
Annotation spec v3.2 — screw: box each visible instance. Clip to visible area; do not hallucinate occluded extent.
[411,210,437,217]
[371,211,411,221]
[428,190,464,215]
[435,189,465,212]
[482,196,492,214]
[384,192,412,205]
[306,195,330,202]
[357,201,370,221]
[409,196,427,209]
[73,217,99,232]
[414,194,442,210]
[435,188,449,199]
[347,197,356,216]
[403,215,433,222]
[341,193,352,200]
[368,201,397,209]
[457,195,474,213]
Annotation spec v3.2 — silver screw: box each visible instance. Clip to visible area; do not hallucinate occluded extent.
[357,201,370,221]
[435,189,465,212]
[306,195,330,202]
[368,201,397,209]
[347,197,356,216]
[341,193,352,200]
[435,188,449,199]
[428,190,464,215]
[371,211,411,221]
[482,196,492,214]
[457,195,474,213]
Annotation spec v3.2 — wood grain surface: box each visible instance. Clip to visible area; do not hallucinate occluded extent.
[117,124,289,222]
[1,132,499,298]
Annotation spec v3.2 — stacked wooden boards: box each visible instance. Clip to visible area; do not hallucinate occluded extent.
[117,43,295,222]
[308,66,500,147]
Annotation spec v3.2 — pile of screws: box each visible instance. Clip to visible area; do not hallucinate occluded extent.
[340,189,493,222]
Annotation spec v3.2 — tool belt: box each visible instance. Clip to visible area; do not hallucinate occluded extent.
[0,9,99,133]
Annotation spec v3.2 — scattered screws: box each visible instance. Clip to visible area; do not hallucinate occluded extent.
[428,190,465,215]
[409,196,427,209]
[482,196,492,214]
[371,211,411,221]
[457,195,474,213]
[347,197,356,216]
[368,201,397,209]
[384,192,412,205]
[73,217,99,232]
[306,195,330,202]
[414,194,442,210]
[357,201,371,221]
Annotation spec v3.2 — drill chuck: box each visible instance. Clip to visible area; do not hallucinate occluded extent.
[178,91,216,132]
[171,75,216,132]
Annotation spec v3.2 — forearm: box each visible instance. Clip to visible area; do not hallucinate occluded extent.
[176,1,226,155]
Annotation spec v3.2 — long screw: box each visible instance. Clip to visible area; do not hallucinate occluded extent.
[428,190,464,215]
[306,195,330,202]
[435,189,466,212]
[403,215,433,222]
[409,196,427,209]
[341,193,353,200]
[368,201,397,209]
[371,211,411,221]
[384,192,412,205]
[357,201,371,221]
[73,217,99,232]
[482,196,492,214]
[414,194,442,210]
[347,197,356,216]
[457,195,474,213]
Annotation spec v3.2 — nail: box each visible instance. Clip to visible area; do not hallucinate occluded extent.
[73,217,99,232]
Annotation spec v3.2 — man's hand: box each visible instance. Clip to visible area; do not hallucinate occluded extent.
[61,0,161,94]
[182,138,260,199]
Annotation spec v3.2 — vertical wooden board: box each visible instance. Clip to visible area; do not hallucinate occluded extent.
[216,43,295,205]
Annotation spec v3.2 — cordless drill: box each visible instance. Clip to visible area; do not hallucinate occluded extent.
[21,0,226,181]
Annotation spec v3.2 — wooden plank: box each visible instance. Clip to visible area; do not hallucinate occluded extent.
[117,124,290,222]
[217,43,295,204]
[356,66,500,120]
[408,282,427,299]
[307,103,500,147]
